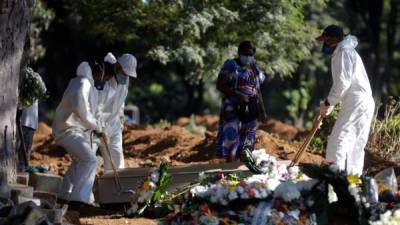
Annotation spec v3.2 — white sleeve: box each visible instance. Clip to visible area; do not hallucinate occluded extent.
[253,64,265,88]
[20,100,39,129]
[327,50,354,106]
[258,71,265,84]
[73,80,99,130]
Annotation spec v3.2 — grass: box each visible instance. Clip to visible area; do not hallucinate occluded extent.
[367,97,400,162]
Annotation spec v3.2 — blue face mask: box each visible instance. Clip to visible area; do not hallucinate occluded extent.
[115,73,128,85]
[321,43,336,55]
[94,81,106,91]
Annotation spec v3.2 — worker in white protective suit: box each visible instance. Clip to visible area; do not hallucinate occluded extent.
[97,53,137,173]
[316,25,375,175]
[53,61,112,206]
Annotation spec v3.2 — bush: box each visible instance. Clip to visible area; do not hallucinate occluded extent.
[309,104,341,155]
[367,97,400,162]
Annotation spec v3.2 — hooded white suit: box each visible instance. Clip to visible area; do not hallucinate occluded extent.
[98,78,128,172]
[97,53,135,173]
[52,62,100,203]
[325,35,375,175]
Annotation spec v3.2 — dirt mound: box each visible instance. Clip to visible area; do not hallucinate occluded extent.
[258,119,308,142]
[32,122,52,149]
[176,115,307,142]
[255,130,323,164]
[30,120,323,176]
[122,125,210,167]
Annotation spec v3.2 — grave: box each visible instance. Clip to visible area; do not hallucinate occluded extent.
[97,162,253,204]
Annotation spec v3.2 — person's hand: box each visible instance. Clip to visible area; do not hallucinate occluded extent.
[236,92,249,103]
[93,129,103,138]
[319,100,334,116]
[94,120,106,137]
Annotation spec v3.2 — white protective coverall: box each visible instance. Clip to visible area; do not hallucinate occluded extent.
[20,100,39,130]
[97,53,133,172]
[52,62,100,203]
[98,78,128,172]
[325,35,375,175]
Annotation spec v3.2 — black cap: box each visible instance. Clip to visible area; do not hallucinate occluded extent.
[316,25,344,41]
[238,41,256,54]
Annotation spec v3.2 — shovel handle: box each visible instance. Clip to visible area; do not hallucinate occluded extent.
[101,133,123,192]
[289,113,324,167]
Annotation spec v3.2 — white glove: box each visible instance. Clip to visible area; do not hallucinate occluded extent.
[95,120,107,134]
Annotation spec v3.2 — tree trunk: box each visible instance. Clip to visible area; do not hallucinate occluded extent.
[0,0,31,183]
[385,0,399,97]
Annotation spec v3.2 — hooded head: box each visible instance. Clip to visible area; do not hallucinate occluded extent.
[103,52,117,81]
[338,35,358,50]
[76,62,93,80]
[117,54,137,78]
[104,52,117,64]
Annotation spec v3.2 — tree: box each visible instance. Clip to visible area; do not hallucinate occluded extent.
[0,0,31,183]
[53,0,323,121]
[340,0,400,102]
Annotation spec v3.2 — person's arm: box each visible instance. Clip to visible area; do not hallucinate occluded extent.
[326,50,354,106]
[73,79,100,131]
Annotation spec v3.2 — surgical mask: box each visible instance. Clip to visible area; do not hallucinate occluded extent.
[94,81,106,91]
[240,55,255,65]
[115,73,128,85]
[94,69,105,91]
[321,43,336,55]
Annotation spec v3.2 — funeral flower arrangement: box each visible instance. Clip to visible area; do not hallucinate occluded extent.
[19,67,47,107]
[364,168,400,224]
[301,163,400,225]
[159,151,323,225]
[126,162,171,216]
[124,149,400,225]
[243,149,305,182]
[187,149,313,206]
[160,173,321,225]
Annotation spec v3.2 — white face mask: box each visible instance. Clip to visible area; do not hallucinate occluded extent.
[240,55,255,65]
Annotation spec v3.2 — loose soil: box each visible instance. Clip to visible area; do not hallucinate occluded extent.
[30,118,323,176]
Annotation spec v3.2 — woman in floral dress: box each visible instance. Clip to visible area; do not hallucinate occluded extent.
[216,41,267,161]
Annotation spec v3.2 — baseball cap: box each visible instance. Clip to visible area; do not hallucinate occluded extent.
[316,25,344,42]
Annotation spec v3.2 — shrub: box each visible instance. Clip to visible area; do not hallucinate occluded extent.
[309,104,341,155]
[367,97,400,162]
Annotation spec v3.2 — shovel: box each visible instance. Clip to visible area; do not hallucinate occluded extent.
[100,132,135,195]
[289,113,325,167]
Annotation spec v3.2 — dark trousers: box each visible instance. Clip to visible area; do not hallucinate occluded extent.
[17,125,35,171]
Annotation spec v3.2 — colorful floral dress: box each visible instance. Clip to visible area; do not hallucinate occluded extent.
[216,59,265,160]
